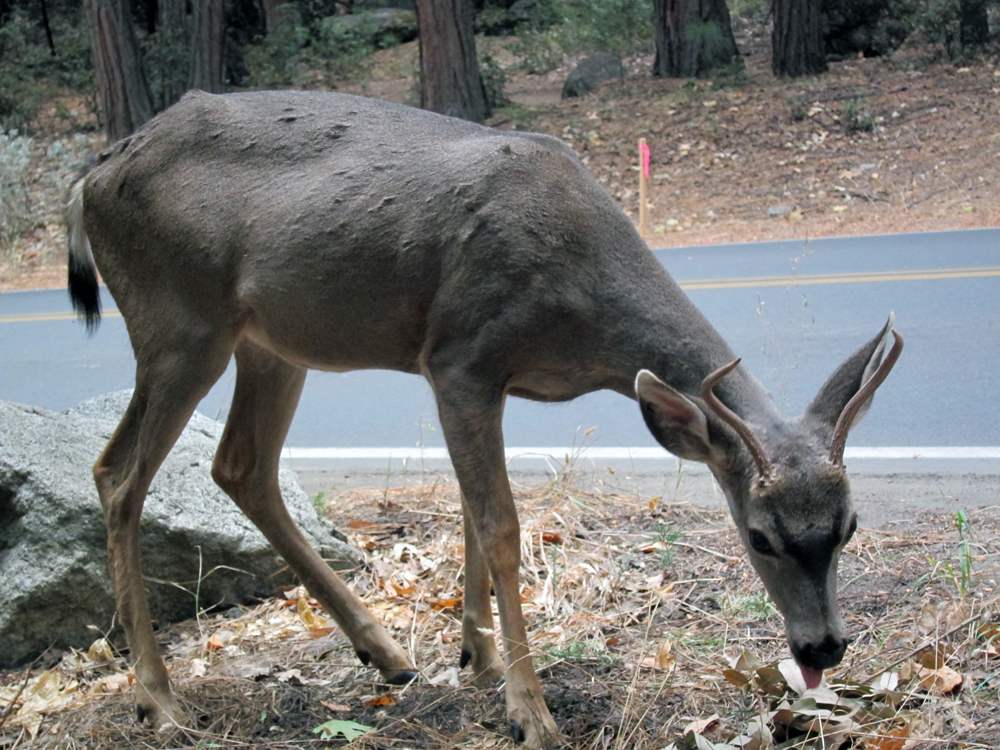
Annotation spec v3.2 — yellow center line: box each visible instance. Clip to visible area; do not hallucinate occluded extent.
[1,266,998,323]
[679,266,1000,290]
[0,309,122,324]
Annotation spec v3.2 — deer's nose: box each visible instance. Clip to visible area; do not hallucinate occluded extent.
[791,634,848,670]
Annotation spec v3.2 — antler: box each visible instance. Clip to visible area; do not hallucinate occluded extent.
[828,329,904,468]
[701,359,776,486]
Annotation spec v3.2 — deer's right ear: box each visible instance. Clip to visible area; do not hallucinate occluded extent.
[636,370,725,464]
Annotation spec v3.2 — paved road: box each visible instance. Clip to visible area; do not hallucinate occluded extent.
[3,228,998,524]
[3,228,997,447]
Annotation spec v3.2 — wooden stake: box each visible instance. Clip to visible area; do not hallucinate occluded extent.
[638,138,649,239]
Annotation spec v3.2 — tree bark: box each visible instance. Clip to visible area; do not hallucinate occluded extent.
[960,0,989,46]
[40,0,57,55]
[652,0,740,78]
[772,0,827,77]
[83,0,155,142]
[415,0,488,122]
[262,0,288,33]
[190,0,226,92]
[157,0,189,109]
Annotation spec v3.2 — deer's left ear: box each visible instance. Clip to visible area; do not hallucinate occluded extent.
[636,370,728,464]
[803,314,896,437]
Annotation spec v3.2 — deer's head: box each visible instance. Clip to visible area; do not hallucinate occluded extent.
[635,317,902,687]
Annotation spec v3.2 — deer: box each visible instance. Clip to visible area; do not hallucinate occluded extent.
[67,90,902,749]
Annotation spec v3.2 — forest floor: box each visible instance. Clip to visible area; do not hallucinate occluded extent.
[2,475,999,749]
[2,16,1000,292]
[2,17,1000,750]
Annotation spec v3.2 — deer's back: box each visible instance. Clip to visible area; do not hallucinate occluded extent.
[82,90,673,378]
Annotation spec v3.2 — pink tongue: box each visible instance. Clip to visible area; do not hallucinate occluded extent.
[800,664,824,689]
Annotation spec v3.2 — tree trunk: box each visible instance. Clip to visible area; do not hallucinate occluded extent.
[157,0,190,109]
[190,0,226,92]
[262,0,287,33]
[772,0,826,77]
[415,0,488,122]
[40,0,56,55]
[960,0,989,46]
[652,0,740,78]
[83,0,155,142]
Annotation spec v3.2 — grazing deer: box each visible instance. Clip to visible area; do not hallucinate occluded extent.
[68,90,901,749]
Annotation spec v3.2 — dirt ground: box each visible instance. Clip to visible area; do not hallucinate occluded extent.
[3,18,1000,292]
[2,475,999,749]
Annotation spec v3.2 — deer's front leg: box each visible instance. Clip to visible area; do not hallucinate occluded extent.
[432,374,561,750]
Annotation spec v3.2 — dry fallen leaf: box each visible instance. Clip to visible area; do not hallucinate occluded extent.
[683,714,720,735]
[918,664,963,694]
[365,694,396,707]
[86,638,114,663]
[307,626,337,639]
[863,722,910,750]
[640,639,677,672]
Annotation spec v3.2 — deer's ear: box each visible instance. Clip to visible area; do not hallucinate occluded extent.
[636,370,726,464]
[804,314,895,437]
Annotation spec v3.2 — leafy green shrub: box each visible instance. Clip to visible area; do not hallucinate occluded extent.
[841,96,876,133]
[0,10,93,131]
[245,6,308,88]
[727,0,770,21]
[508,25,565,73]
[480,52,510,111]
[310,14,378,83]
[557,0,654,57]
[0,130,33,256]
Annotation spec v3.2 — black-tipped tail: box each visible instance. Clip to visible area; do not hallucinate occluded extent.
[66,176,101,333]
[68,252,101,333]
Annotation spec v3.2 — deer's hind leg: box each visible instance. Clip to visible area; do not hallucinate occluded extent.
[94,327,236,729]
[211,340,416,683]
[460,493,504,686]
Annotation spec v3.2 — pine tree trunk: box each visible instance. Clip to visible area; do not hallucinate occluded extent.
[772,0,826,77]
[653,0,740,78]
[262,0,287,33]
[190,0,226,93]
[415,0,489,123]
[960,0,989,46]
[83,0,155,142]
[157,0,189,109]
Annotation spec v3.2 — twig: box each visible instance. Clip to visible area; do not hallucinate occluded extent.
[863,598,998,682]
[0,668,31,730]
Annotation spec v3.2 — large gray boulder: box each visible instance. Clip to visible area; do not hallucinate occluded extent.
[0,392,360,668]
[562,53,625,99]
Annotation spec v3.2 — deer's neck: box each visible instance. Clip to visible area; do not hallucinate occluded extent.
[610,270,781,427]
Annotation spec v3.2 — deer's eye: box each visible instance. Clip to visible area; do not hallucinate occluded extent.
[748,529,774,555]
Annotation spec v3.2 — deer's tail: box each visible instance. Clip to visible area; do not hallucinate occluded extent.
[67,175,101,332]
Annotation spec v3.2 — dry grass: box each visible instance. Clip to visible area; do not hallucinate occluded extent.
[2,466,999,750]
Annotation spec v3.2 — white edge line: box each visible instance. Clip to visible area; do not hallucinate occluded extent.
[280,446,1000,461]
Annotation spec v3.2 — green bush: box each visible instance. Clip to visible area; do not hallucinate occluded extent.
[310,14,378,84]
[245,5,309,88]
[0,130,33,256]
[480,52,510,111]
[0,10,93,131]
[508,25,565,73]
[557,0,654,57]
[841,96,876,133]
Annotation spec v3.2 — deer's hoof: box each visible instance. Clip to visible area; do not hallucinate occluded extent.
[385,669,419,686]
[508,707,562,748]
[135,695,186,732]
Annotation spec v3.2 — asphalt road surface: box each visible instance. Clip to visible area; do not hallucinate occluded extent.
[2,228,998,523]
